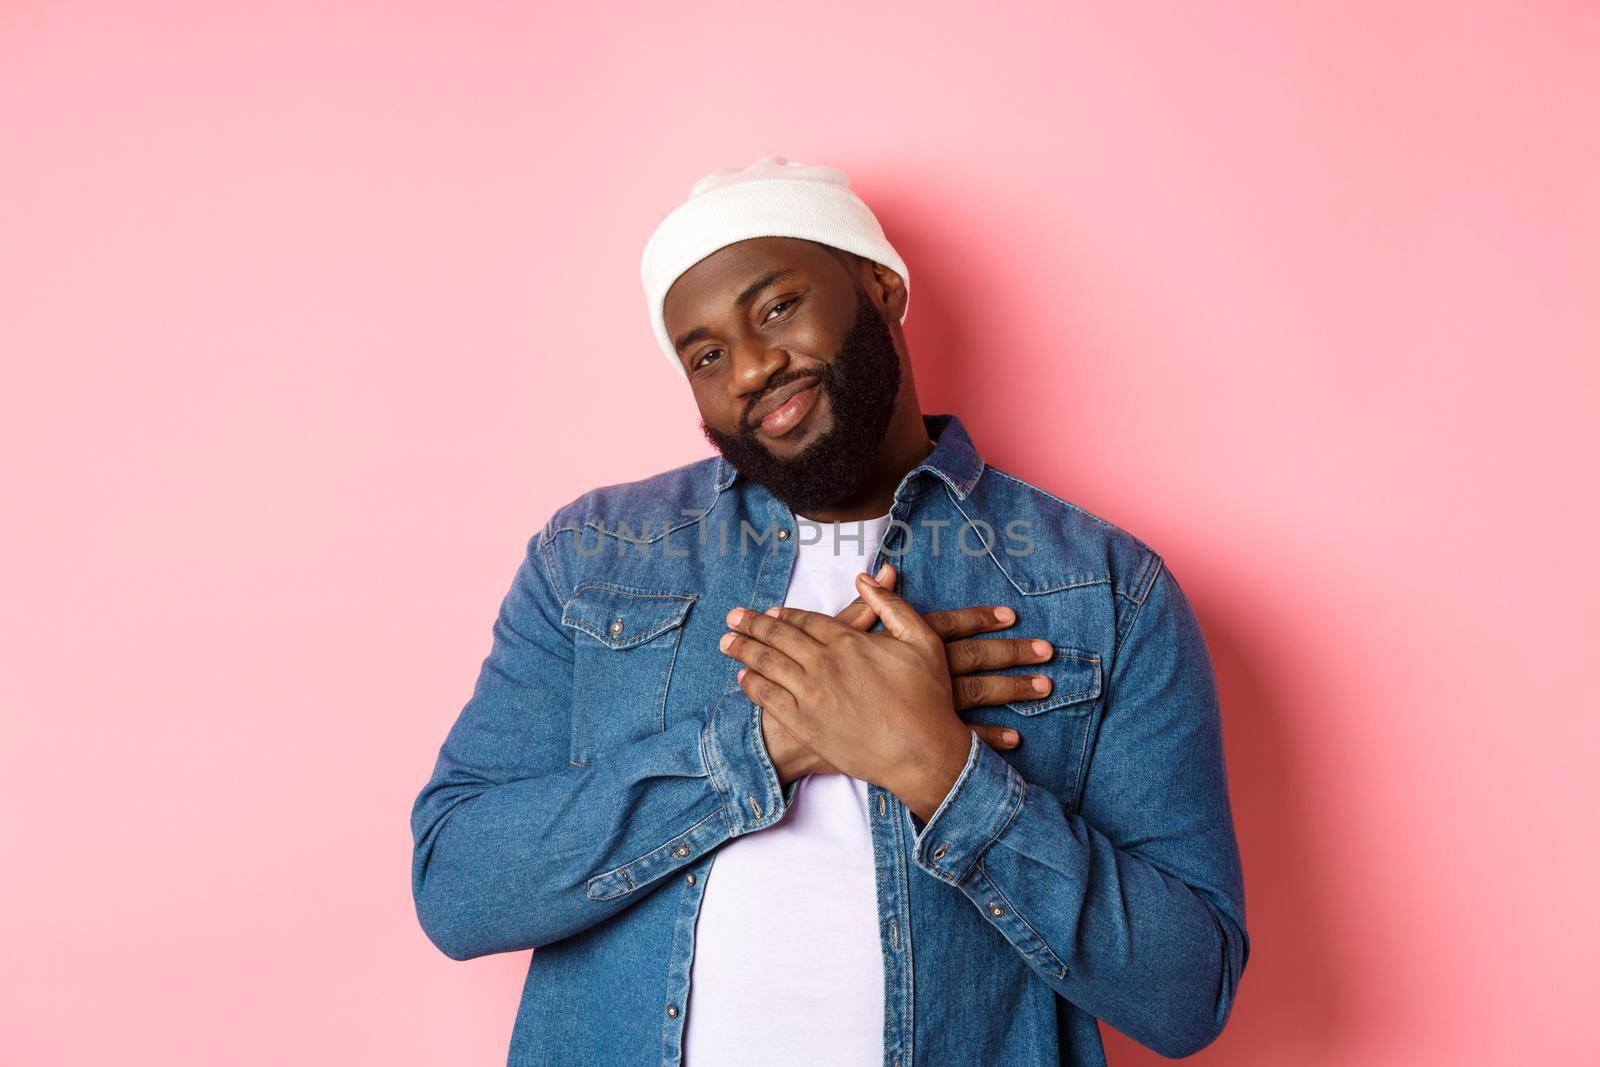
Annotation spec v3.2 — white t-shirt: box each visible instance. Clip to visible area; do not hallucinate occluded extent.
[683,512,893,1065]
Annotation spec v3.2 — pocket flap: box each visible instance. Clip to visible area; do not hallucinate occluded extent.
[561,583,696,649]
[1003,648,1103,715]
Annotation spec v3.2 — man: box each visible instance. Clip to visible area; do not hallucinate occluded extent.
[410,155,1249,1066]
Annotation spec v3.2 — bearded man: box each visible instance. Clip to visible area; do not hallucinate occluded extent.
[411,155,1249,1067]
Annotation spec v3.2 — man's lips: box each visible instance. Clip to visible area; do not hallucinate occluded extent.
[747,375,822,428]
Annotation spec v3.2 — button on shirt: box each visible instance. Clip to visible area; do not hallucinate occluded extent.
[684,513,893,1065]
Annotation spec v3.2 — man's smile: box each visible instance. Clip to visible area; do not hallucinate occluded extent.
[747,373,821,426]
[754,379,823,438]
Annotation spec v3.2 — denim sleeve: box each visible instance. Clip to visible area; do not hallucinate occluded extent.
[907,558,1250,1058]
[409,524,800,961]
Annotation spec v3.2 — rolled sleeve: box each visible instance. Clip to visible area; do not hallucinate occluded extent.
[910,728,1026,886]
[699,693,792,835]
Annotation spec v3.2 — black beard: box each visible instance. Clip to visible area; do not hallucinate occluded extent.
[700,284,903,516]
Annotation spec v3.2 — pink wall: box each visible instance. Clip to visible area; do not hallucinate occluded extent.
[3,2,1596,1063]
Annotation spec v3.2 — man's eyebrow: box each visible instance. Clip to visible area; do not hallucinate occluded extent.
[673,269,798,353]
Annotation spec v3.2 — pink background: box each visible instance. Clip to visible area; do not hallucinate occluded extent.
[3,2,1596,1063]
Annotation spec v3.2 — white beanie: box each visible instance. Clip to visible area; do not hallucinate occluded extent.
[640,155,911,377]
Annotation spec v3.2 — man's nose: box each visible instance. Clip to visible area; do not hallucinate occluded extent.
[729,338,791,394]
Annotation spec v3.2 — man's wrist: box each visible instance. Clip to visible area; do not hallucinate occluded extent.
[895,723,975,823]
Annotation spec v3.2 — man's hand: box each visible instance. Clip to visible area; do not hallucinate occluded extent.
[757,563,1055,786]
[725,564,1054,820]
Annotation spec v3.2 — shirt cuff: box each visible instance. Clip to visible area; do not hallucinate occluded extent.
[910,728,1026,886]
[699,693,789,836]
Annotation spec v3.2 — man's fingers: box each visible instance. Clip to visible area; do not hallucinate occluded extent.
[735,667,799,724]
[945,636,1053,675]
[951,671,1054,712]
[970,723,1023,750]
[721,623,812,693]
[834,562,896,631]
[921,603,1018,641]
[854,569,933,643]
[724,604,826,665]
[758,603,861,645]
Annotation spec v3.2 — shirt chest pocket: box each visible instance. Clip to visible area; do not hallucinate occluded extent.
[976,647,1104,806]
[1003,648,1103,717]
[560,583,697,765]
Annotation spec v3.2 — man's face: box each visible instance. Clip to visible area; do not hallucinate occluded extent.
[663,237,904,515]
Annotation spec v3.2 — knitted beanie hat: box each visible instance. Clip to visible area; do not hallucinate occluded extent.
[640,155,910,377]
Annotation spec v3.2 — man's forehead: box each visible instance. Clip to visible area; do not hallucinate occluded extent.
[668,237,823,301]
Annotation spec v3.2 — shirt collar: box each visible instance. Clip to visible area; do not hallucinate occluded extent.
[713,411,986,502]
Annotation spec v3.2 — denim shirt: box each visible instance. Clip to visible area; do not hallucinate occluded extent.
[410,412,1249,1066]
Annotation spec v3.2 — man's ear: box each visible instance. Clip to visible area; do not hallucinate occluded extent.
[866,261,908,322]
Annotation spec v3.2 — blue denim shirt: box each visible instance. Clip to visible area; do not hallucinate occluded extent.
[410,412,1249,1065]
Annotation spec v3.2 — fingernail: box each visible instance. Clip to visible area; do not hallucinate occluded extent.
[719,632,735,651]
[764,606,780,617]
[1004,729,1019,744]
[1032,675,1051,693]
[994,607,1015,624]
[876,563,890,580]
[737,667,747,681]
[1032,640,1052,659]
[727,607,746,626]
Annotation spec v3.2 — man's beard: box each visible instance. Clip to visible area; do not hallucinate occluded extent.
[700,284,903,516]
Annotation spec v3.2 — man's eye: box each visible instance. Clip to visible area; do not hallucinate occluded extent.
[693,298,801,370]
